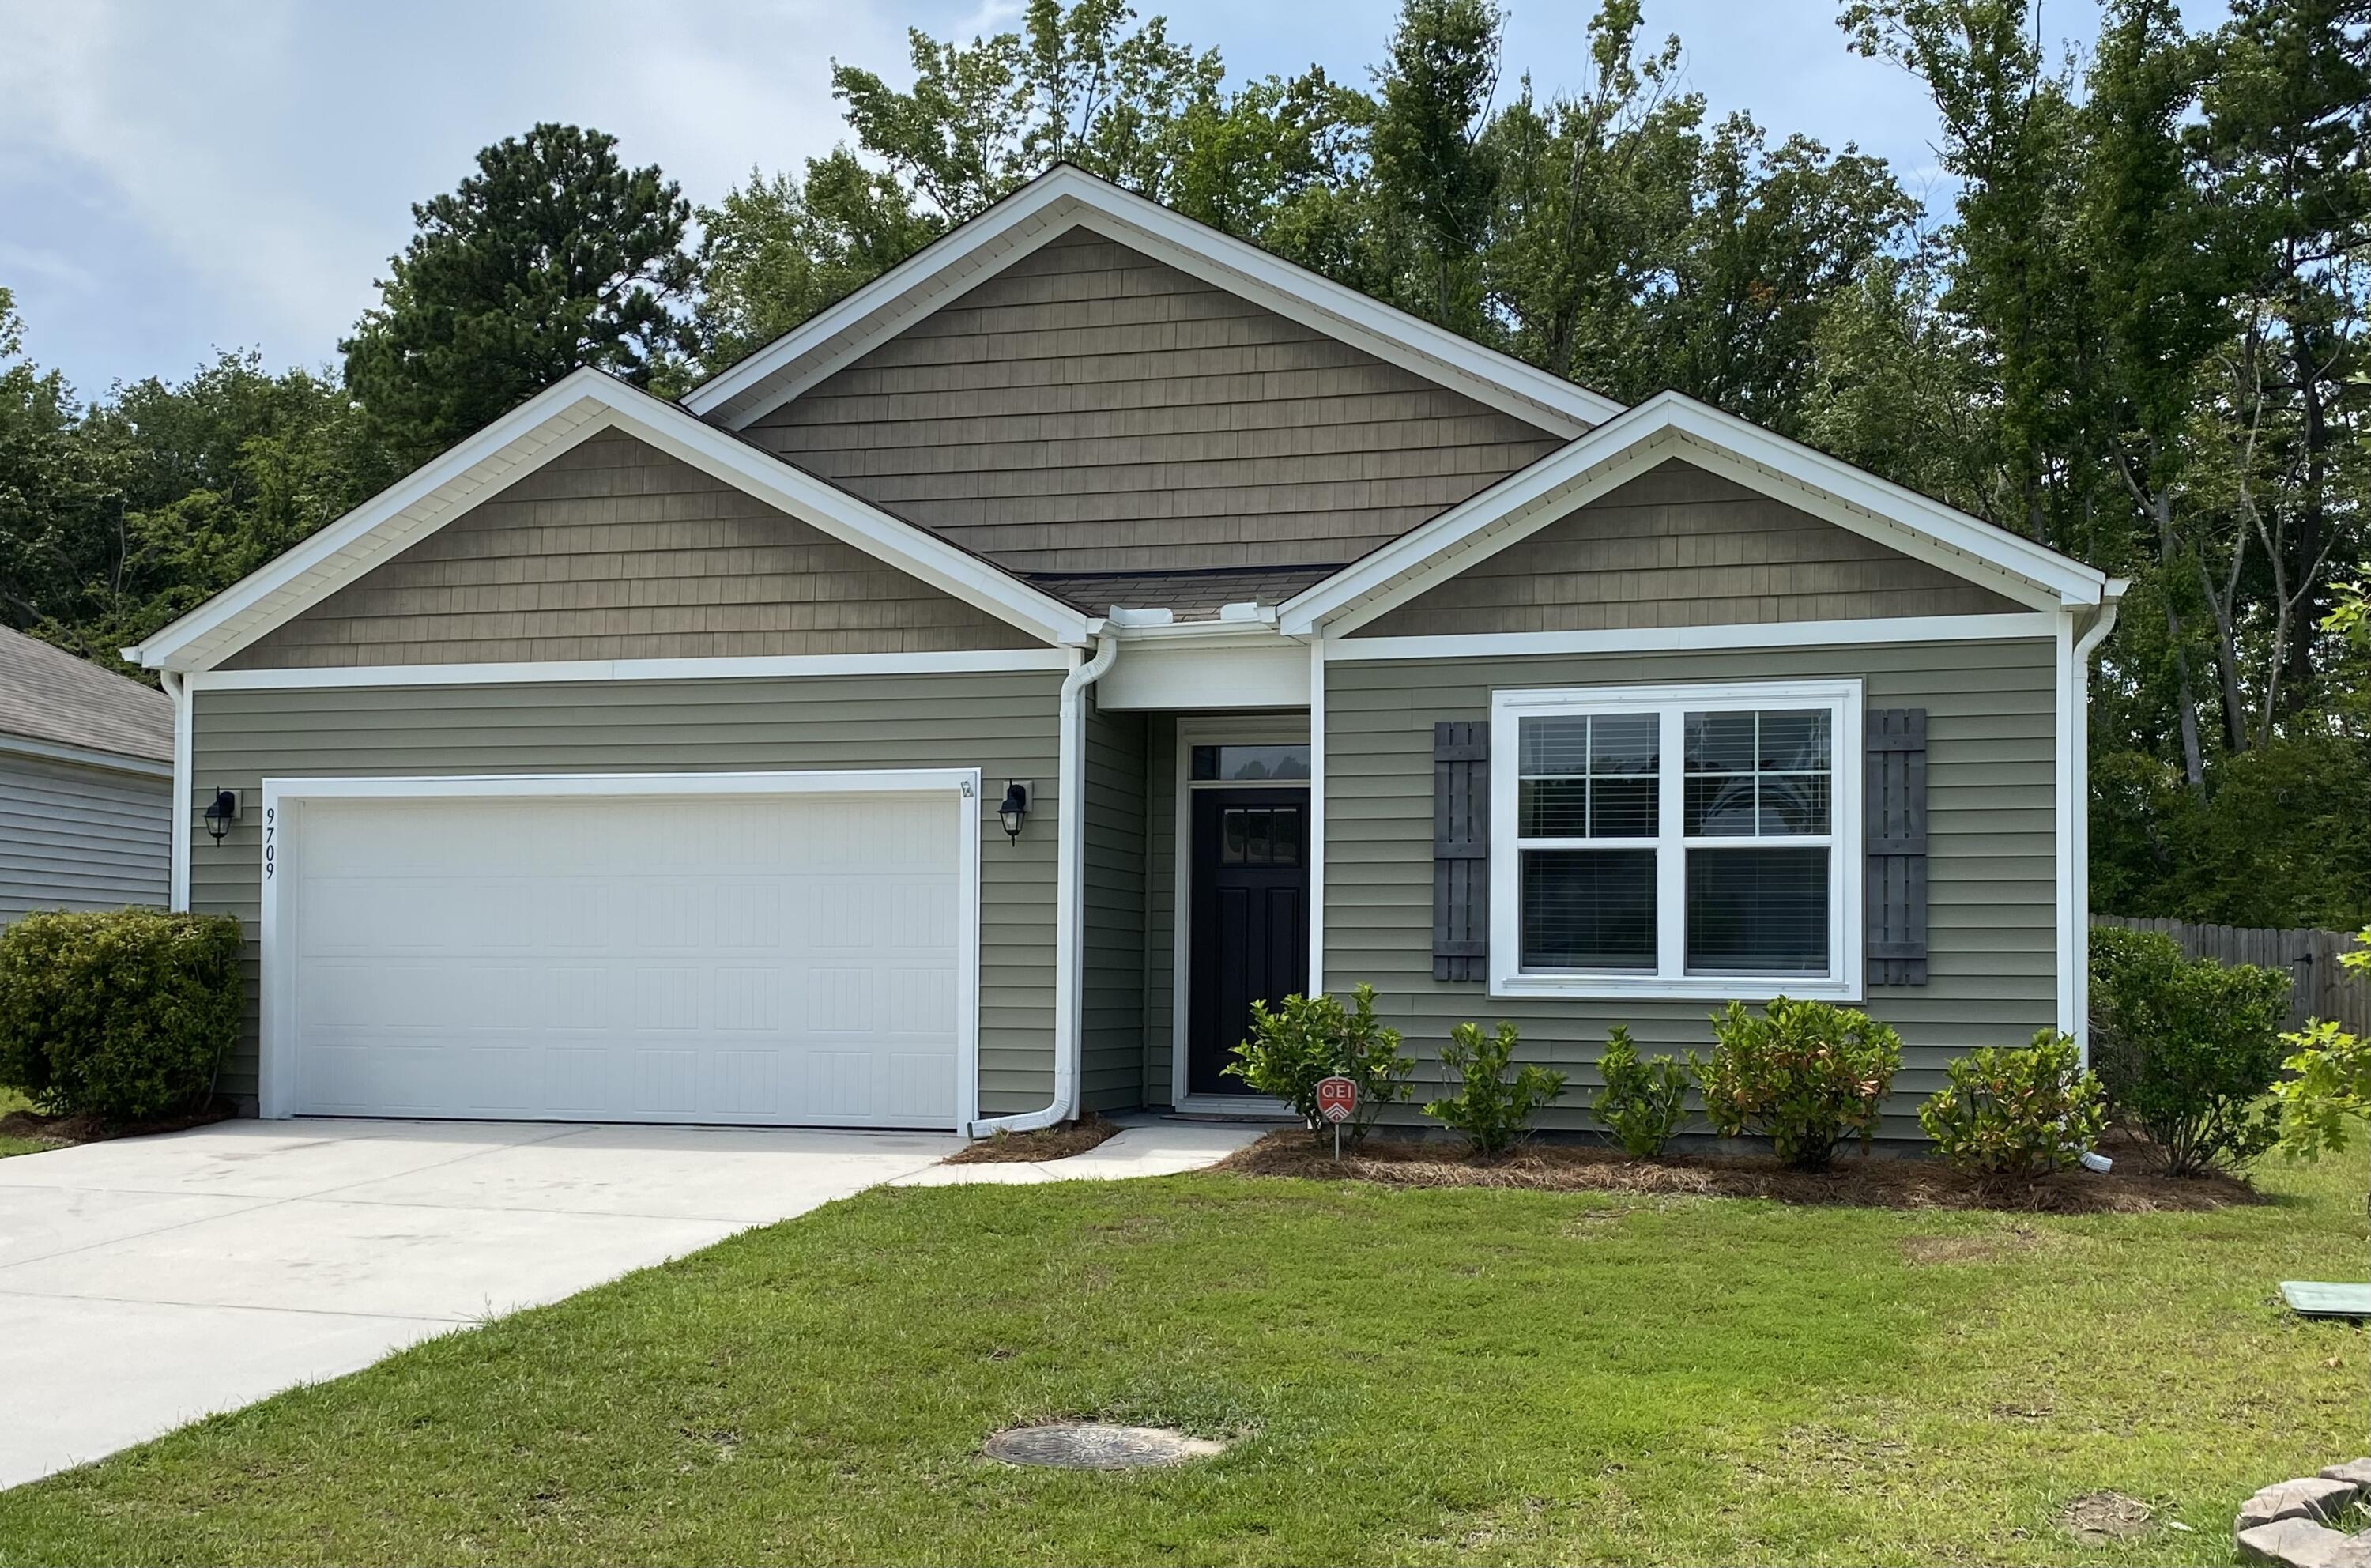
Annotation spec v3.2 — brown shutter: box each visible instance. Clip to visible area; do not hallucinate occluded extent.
[1433,720,1489,982]
[1864,707,1928,986]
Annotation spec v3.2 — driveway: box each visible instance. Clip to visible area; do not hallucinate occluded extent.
[0,1118,961,1489]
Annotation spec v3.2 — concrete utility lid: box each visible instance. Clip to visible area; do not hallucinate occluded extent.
[983,1423,1226,1470]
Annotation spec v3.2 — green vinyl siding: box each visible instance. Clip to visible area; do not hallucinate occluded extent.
[1322,638,2058,1136]
[188,671,1063,1114]
[1081,692,1148,1111]
[1144,717,1178,1106]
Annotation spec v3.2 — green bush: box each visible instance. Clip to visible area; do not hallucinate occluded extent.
[2089,926,2291,1174]
[1917,1030,2105,1177]
[0,908,243,1121]
[1423,1020,1566,1156]
[1699,997,1902,1171]
[1225,982,1412,1146]
[1591,1026,1694,1158]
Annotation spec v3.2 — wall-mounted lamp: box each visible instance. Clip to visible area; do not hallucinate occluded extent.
[202,789,239,842]
[997,781,1031,842]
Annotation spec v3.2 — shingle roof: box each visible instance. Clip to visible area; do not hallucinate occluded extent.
[1023,565,1346,620]
[0,628,173,763]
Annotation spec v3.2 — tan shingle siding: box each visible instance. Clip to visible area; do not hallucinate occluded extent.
[224,432,1039,669]
[748,226,1566,574]
[1356,458,2023,637]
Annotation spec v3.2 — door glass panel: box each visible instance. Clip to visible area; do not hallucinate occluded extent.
[1194,744,1309,781]
[1221,808,1250,863]
[1268,807,1302,865]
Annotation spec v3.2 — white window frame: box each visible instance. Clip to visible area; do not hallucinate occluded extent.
[1488,679,1864,1001]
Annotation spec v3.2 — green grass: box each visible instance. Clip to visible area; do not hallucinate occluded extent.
[0,1087,48,1159]
[0,1155,2365,1566]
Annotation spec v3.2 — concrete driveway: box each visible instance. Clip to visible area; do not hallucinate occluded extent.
[0,1118,960,1489]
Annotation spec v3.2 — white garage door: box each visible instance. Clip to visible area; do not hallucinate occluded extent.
[274,782,967,1128]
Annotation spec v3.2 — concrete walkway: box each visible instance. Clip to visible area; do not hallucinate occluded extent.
[0,1114,1261,1490]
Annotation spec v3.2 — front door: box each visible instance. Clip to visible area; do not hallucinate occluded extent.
[1186,787,1310,1097]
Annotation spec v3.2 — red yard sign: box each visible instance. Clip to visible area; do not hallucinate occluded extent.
[1316,1076,1357,1125]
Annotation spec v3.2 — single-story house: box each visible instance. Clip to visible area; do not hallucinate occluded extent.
[126,165,2124,1136]
[1,626,174,925]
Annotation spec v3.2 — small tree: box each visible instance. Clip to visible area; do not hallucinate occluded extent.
[1423,1020,1566,1157]
[1225,982,1412,1146]
[1591,1026,1694,1158]
[2276,927,2371,1160]
[1699,997,1902,1171]
[2090,927,2291,1174]
[1918,1030,2105,1177]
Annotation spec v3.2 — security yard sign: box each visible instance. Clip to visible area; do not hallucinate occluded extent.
[1317,1076,1357,1159]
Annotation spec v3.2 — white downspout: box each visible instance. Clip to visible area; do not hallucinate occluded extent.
[158,669,191,913]
[967,628,1120,1136]
[2068,586,2124,1069]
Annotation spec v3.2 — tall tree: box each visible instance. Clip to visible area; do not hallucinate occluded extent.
[342,124,698,464]
[1368,0,1508,337]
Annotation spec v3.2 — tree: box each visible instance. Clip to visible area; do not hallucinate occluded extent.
[342,124,698,464]
[1369,0,1508,337]
[0,286,119,651]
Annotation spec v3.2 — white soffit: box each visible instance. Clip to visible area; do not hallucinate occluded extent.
[680,164,1623,437]
[126,369,1091,672]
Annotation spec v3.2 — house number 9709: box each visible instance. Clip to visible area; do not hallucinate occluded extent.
[263,806,275,879]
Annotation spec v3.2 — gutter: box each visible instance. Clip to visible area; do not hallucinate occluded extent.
[967,624,1120,1137]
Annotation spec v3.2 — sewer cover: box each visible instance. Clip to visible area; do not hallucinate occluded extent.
[983,1423,1225,1469]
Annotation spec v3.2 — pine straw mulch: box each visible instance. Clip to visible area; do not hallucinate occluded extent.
[1214,1128,2259,1214]
[0,1099,234,1154]
[944,1112,1124,1164]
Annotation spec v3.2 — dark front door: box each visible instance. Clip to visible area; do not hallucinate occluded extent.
[1187,787,1310,1097]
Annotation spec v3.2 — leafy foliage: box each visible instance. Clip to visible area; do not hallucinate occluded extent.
[1422,1019,1566,1155]
[1700,997,1903,1172]
[2275,926,2371,1157]
[342,123,699,464]
[2089,925,2293,1174]
[1224,982,1412,1146]
[1589,1025,1694,1158]
[1917,1029,2106,1176]
[0,909,243,1121]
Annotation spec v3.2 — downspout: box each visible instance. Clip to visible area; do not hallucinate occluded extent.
[967,626,1120,1136]
[157,669,191,914]
[2069,585,2125,1072]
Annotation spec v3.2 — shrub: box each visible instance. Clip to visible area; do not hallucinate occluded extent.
[1699,997,1902,1171]
[2089,926,2291,1174]
[2275,927,2370,1160]
[1591,1026,1693,1158]
[1225,982,1412,1146]
[1917,1030,2105,1177]
[1423,1020,1566,1156]
[0,908,243,1121]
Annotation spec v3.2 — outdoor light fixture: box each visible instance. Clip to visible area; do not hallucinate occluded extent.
[202,789,239,842]
[997,781,1030,842]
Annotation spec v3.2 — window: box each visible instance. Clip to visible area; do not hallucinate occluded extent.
[1490,680,1862,999]
[1191,744,1310,782]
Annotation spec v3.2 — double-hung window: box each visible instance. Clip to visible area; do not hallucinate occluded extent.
[1489,680,1863,999]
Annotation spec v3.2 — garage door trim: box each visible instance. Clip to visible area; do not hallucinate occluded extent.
[256,768,983,1126]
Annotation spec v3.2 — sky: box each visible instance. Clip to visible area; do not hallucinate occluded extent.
[0,0,2184,400]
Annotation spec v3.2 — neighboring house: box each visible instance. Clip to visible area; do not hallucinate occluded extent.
[126,165,2124,1136]
[0,627,174,925]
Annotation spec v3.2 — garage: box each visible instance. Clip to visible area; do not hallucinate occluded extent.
[258,771,981,1129]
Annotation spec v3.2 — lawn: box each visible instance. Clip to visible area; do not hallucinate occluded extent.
[0,1152,2363,1566]
[0,1087,50,1159]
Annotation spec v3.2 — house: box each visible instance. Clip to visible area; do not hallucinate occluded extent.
[124,165,2123,1136]
[0,626,174,925]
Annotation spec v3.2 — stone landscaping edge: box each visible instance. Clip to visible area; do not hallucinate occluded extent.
[2237,1462,2371,1566]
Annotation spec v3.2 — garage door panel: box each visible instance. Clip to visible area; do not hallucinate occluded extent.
[281,786,965,1127]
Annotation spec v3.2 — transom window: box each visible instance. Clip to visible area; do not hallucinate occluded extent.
[1491,680,1862,1000]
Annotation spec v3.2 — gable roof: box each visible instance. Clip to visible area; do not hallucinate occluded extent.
[0,627,173,765]
[681,164,1625,438]
[1280,391,2114,635]
[127,369,1095,673]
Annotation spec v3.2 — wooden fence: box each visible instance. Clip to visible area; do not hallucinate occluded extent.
[2091,915,2371,1036]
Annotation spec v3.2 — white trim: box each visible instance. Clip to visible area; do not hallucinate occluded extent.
[684,165,1622,435]
[0,730,173,779]
[254,767,983,1129]
[164,671,190,912]
[1169,714,1313,1106]
[186,647,1075,694]
[2068,592,2124,1065]
[130,368,1089,673]
[1095,639,1308,710]
[1280,392,2109,635]
[1487,678,1864,1002]
[1329,612,2060,664]
[1307,636,1327,998]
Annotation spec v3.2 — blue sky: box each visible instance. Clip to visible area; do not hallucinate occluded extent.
[0,0,2173,398]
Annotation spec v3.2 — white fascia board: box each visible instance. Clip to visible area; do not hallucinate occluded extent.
[135,369,1089,672]
[187,647,1074,692]
[1329,612,2061,663]
[1281,392,2107,634]
[684,165,1622,437]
